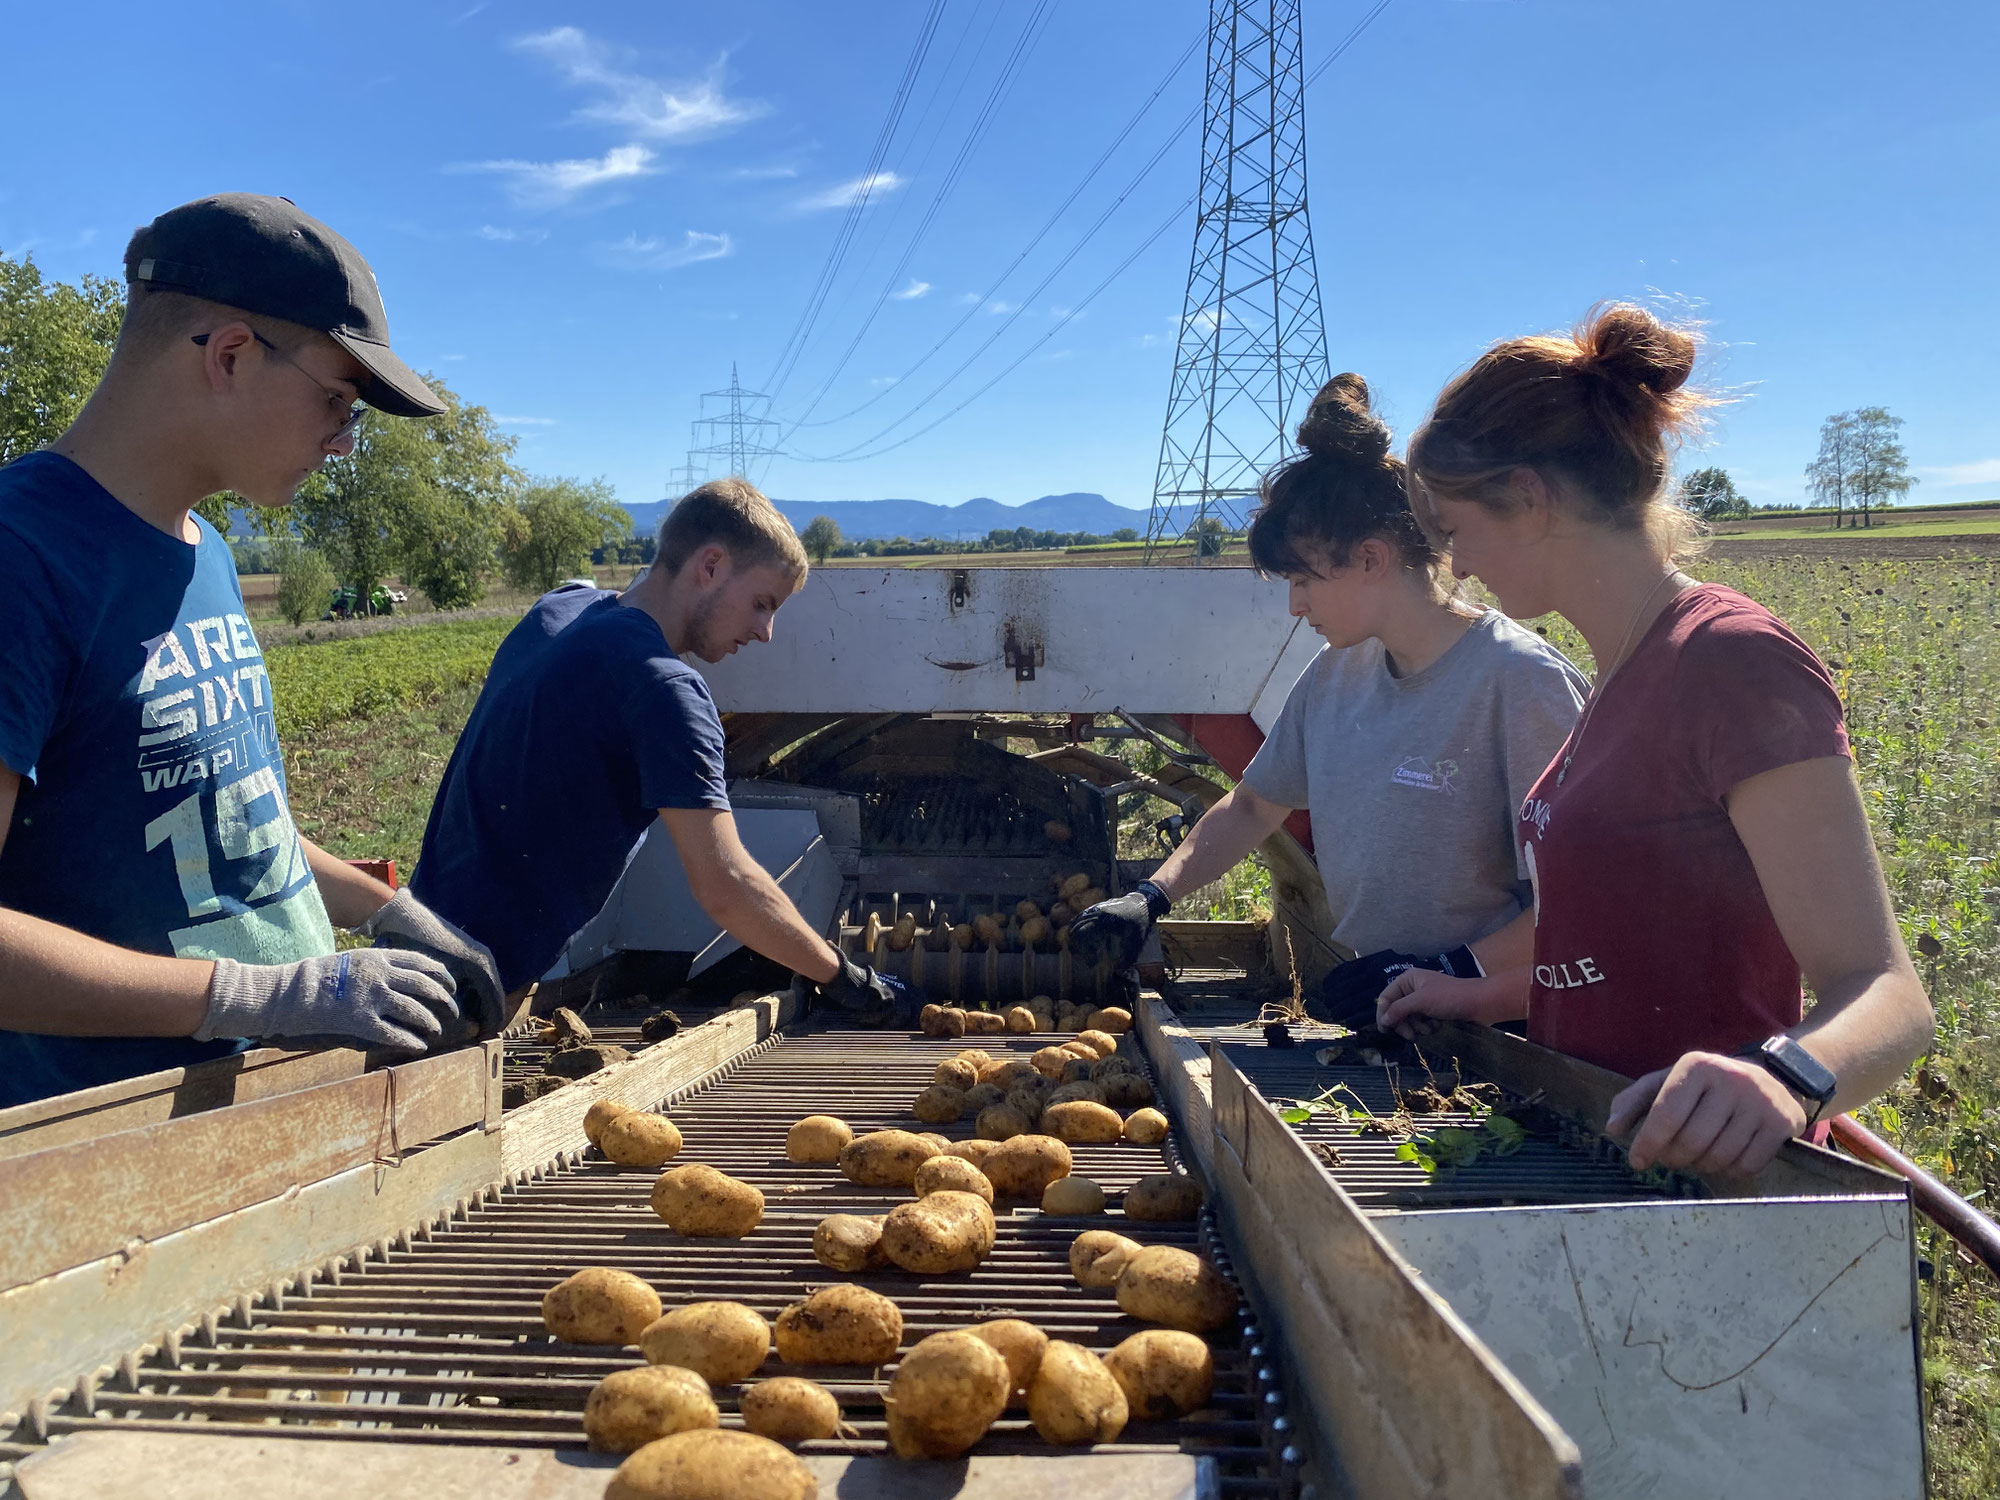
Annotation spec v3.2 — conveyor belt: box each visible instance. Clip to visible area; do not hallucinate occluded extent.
[16,1027,1293,1495]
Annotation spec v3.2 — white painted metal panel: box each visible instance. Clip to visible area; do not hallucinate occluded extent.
[692,567,1309,715]
[1374,1195,1922,1500]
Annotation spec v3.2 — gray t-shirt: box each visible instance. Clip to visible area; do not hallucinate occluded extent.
[1243,610,1587,956]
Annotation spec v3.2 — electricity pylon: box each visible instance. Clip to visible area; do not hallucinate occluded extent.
[677,364,783,491]
[1146,0,1330,561]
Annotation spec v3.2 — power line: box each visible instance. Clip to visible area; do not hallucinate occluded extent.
[761,0,947,402]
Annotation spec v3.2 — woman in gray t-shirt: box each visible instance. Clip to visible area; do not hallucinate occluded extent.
[1068,374,1586,1024]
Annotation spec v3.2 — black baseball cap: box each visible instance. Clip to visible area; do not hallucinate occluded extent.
[125,193,444,418]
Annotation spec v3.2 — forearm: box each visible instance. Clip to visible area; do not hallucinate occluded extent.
[697,867,843,984]
[1795,965,1934,1115]
[302,837,396,928]
[1149,786,1288,903]
[1469,909,1535,973]
[0,906,212,1036]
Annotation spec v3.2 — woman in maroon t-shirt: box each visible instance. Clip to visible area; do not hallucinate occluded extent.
[1377,303,1933,1179]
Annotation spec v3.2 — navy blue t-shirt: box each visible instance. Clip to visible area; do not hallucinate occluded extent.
[411,586,731,990]
[0,452,335,1105]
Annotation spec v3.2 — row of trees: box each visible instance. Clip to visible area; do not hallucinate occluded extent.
[798,514,1145,563]
[2,247,634,619]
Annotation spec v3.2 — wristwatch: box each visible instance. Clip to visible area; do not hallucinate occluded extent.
[1737,1035,1838,1125]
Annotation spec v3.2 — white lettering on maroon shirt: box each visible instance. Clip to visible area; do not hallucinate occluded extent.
[1534,957,1605,990]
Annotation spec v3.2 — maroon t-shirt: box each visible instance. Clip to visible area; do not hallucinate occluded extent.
[1518,585,1849,1079]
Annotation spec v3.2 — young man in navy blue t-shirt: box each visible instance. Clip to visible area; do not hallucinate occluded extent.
[0,195,501,1107]
[412,479,904,1018]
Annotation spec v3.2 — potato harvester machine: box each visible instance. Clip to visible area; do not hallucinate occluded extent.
[0,567,1940,1499]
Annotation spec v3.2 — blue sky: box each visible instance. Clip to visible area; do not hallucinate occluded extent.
[4,1,1997,515]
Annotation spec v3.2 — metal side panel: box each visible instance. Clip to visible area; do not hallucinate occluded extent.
[1374,1195,1923,1500]
[1206,1048,1584,1500]
[690,566,1309,714]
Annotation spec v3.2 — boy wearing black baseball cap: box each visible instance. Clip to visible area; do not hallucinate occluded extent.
[0,193,501,1107]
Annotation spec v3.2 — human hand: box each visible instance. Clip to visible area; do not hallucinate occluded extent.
[1320,945,1481,1029]
[361,890,507,1040]
[816,956,916,1028]
[197,950,460,1054]
[1606,1051,1809,1179]
[1066,882,1171,970]
[1374,968,1518,1038]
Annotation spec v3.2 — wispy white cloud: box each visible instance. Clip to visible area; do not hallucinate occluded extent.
[955,291,982,306]
[475,224,548,243]
[599,229,733,271]
[451,143,657,208]
[440,353,468,362]
[1044,349,1075,362]
[890,279,931,301]
[494,415,558,426]
[797,171,904,212]
[869,375,899,387]
[1132,332,1165,348]
[733,164,800,181]
[1922,458,2000,487]
[983,299,1017,316]
[515,29,762,141]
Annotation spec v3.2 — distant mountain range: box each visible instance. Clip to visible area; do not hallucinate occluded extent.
[621,492,1147,542]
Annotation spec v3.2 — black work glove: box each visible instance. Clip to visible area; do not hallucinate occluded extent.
[1066,881,1172,970]
[1318,945,1481,1029]
[361,890,509,1042]
[815,955,916,1028]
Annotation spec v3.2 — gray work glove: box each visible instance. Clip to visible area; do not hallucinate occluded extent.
[197,950,460,1053]
[360,890,508,1041]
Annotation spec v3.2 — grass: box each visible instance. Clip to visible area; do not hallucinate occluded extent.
[267,556,2000,1491]
[1713,516,2000,541]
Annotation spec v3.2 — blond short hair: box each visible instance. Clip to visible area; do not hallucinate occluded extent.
[658,477,807,579]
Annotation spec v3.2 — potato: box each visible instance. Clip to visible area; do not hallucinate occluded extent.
[972,914,1005,947]
[1123,1173,1205,1222]
[978,1059,1037,1089]
[1027,1340,1128,1445]
[1091,1053,1141,1079]
[971,1009,1009,1036]
[1123,1108,1170,1145]
[1057,1058,1094,1086]
[1069,1230,1144,1288]
[1049,901,1075,926]
[1060,1011,1090,1034]
[956,1048,995,1069]
[983,1134,1073,1200]
[919,1003,946,1036]
[1061,1041,1098,1061]
[950,923,975,950]
[966,1318,1048,1404]
[884,1330,1012,1459]
[1086,1006,1134,1034]
[1060,872,1093,899]
[881,1190,997,1273]
[786,1116,853,1164]
[916,1132,953,1156]
[605,1428,817,1500]
[838,1129,940,1188]
[914,1154,995,1204]
[961,1082,1006,1112]
[1047,1080,1108,1108]
[933,1057,979,1091]
[1019,916,1053,949]
[740,1377,841,1444]
[544,1267,661,1345]
[1041,1176,1106,1216]
[1103,1073,1155,1109]
[585,1097,634,1148]
[1043,1101,1125,1145]
[1014,898,1043,921]
[651,1165,765,1238]
[1104,1329,1216,1420]
[946,1137,1000,1170]
[886,915,917,952]
[1116,1245,1239,1333]
[1077,1029,1121,1058]
[639,1301,771,1386]
[603,1113,686,1168]
[1004,1005,1037,1034]
[813,1213,888,1272]
[773,1285,903,1367]
[1030,1045,1075,1079]
[1004,1086,1045,1124]
[935,1007,967,1039]
[976,1102,1033,1141]
[1077,887,1107,908]
[911,1084,967,1124]
[586,1364,718,1454]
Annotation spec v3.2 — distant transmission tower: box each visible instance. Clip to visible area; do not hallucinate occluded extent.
[1146,0,1329,560]
[677,364,783,492]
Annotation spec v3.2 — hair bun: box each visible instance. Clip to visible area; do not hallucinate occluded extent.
[1296,373,1392,464]
[1573,304,1696,397]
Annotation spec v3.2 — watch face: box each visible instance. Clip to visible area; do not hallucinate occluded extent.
[1765,1037,1837,1103]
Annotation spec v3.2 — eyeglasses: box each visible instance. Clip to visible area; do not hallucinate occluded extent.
[192,329,367,438]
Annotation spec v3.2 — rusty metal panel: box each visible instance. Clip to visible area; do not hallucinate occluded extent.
[691,567,1311,715]
[1375,1196,1923,1499]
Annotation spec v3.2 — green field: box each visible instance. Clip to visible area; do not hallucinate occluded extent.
[272,555,2000,1493]
[1714,515,2000,541]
